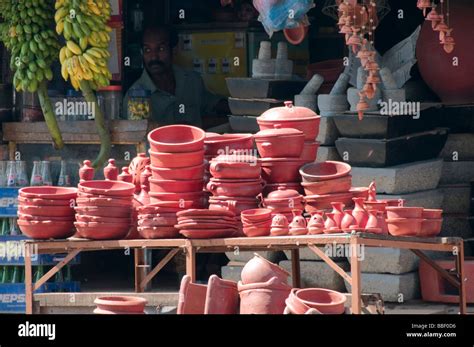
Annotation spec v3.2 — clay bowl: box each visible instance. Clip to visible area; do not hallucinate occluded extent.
[148,125,205,153]
[149,178,203,193]
[76,197,132,208]
[94,296,148,314]
[257,113,321,142]
[363,200,388,213]
[350,187,369,200]
[137,216,178,227]
[149,149,204,169]
[209,160,261,180]
[263,182,303,196]
[255,128,305,158]
[18,220,74,240]
[241,253,290,285]
[137,226,180,239]
[18,213,74,222]
[386,207,424,219]
[300,161,352,182]
[420,219,442,237]
[304,192,353,212]
[19,186,77,200]
[259,158,306,184]
[242,218,272,229]
[241,208,273,224]
[18,196,74,207]
[284,23,309,45]
[204,133,254,156]
[177,209,236,218]
[243,226,271,237]
[75,214,131,224]
[18,205,74,217]
[286,289,314,314]
[77,191,133,200]
[78,180,135,197]
[176,221,238,230]
[75,206,131,218]
[423,209,443,219]
[137,202,192,215]
[149,192,205,207]
[295,288,346,314]
[207,178,264,197]
[74,221,131,240]
[386,218,424,237]
[301,175,352,195]
[300,141,320,162]
[150,163,204,181]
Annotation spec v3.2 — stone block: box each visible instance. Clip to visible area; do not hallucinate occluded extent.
[376,189,444,209]
[316,116,340,146]
[440,161,474,185]
[352,247,419,274]
[316,146,341,162]
[439,185,471,214]
[440,134,474,161]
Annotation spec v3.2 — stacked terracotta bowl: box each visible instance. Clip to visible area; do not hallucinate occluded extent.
[386,207,443,237]
[175,209,238,239]
[148,125,206,208]
[75,180,135,240]
[300,161,353,212]
[241,208,273,237]
[17,187,77,239]
[136,201,193,239]
[256,101,320,192]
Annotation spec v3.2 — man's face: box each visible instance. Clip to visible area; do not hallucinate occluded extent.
[143,30,172,75]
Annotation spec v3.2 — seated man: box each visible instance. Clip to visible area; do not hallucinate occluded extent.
[123,25,229,127]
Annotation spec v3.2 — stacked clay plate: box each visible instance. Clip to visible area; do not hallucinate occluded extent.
[176,209,238,239]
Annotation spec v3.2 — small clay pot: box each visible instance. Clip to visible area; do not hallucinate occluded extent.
[118,167,133,183]
[150,163,205,181]
[241,253,290,285]
[295,288,347,314]
[148,125,205,153]
[94,296,147,314]
[79,160,95,182]
[78,180,135,197]
[103,159,119,181]
[149,149,205,169]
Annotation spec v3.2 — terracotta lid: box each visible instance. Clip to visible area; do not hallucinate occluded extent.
[259,101,319,121]
[267,186,301,200]
[255,126,304,138]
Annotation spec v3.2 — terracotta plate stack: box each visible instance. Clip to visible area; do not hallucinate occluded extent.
[300,161,353,212]
[176,209,238,239]
[17,187,77,240]
[75,181,134,240]
[148,125,206,208]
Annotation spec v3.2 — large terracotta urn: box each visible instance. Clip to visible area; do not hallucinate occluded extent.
[416,0,474,104]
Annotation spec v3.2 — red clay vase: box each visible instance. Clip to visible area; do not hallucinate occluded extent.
[330,202,345,228]
[118,167,133,183]
[352,197,368,228]
[129,153,150,193]
[94,296,147,314]
[103,159,118,181]
[324,213,339,233]
[341,210,357,230]
[241,253,290,285]
[238,276,292,314]
[365,210,383,234]
[79,160,94,183]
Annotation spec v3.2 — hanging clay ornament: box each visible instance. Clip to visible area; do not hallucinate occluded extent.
[426,9,442,29]
[362,83,375,99]
[347,31,362,53]
[417,0,432,16]
[442,34,455,53]
[356,93,369,120]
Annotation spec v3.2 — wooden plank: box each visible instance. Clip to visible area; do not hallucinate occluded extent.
[308,244,353,285]
[185,241,196,282]
[455,242,467,314]
[140,249,180,291]
[358,232,461,245]
[33,250,81,291]
[350,238,362,314]
[24,243,33,315]
[291,249,301,288]
[411,249,460,288]
[359,237,457,252]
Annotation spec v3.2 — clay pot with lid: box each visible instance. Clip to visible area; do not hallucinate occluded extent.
[270,214,290,236]
[255,126,305,158]
[210,155,260,179]
[257,101,321,141]
[94,296,147,314]
[79,160,94,182]
[103,159,118,181]
[241,253,290,285]
[263,187,305,211]
[148,125,205,153]
[207,178,264,197]
[259,158,306,183]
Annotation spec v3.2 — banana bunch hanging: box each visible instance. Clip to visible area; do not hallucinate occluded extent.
[55,0,112,90]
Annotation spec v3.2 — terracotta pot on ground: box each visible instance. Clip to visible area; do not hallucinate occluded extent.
[148,125,205,153]
[241,253,290,285]
[94,296,147,314]
[294,288,346,314]
[238,276,292,314]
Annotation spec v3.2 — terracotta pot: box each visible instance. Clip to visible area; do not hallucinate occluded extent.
[149,149,204,169]
[263,182,303,196]
[324,213,340,232]
[423,209,443,219]
[364,200,388,213]
[376,211,389,235]
[365,210,382,234]
[204,133,254,156]
[300,161,352,182]
[238,277,292,314]
[18,205,74,217]
[150,163,204,181]
[94,296,147,314]
[241,208,273,223]
[305,192,353,212]
[341,210,357,230]
[103,159,119,181]
[416,0,474,104]
[78,180,135,197]
[129,153,150,193]
[209,157,261,179]
[351,197,368,227]
[19,186,77,200]
[264,187,305,208]
[207,178,264,197]
[76,197,132,208]
[118,167,133,183]
[79,160,95,182]
[137,226,179,239]
[302,175,352,196]
[382,199,405,207]
[286,289,314,314]
[205,275,239,314]
[295,288,346,314]
[149,178,203,194]
[148,125,205,153]
[420,218,443,237]
[77,191,133,200]
[179,228,236,239]
[386,207,424,219]
[255,127,305,158]
[76,214,131,224]
[300,141,320,162]
[75,206,131,218]
[18,213,74,222]
[270,214,290,236]
[241,253,289,285]
[243,226,271,237]
[257,101,321,141]
[149,191,205,207]
[177,276,207,314]
[208,197,258,214]
[386,218,424,237]
[284,23,309,45]
[18,196,74,207]
[74,221,131,240]
[260,158,306,183]
[18,220,74,239]
[330,202,345,227]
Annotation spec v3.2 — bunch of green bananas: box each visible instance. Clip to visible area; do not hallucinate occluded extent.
[1,0,60,93]
[55,0,112,91]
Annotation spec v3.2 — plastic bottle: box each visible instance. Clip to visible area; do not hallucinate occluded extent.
[30,161,43,186]
[34,265,44,284]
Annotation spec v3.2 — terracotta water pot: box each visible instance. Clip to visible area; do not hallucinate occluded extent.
[137,226,179,239]
[78,180,135,197]
[257,101,321,141]
[416,0,474,104]
[75,205,131,218]
[94,296,147,314]
[76,197,132,208]
[352,197,368,228]
[295,288,346,314]
[300,161,351,182]
[209,157,261,179]
[386,218,424,237]
[386,207,423,219]
[255,127,305,158]
[301,175,352,195]
[422,209,443,219]
[148,125,205,153]
[18,196,73,207]
[207,178,264,197]
[18,220,74,239]
[149,178,203,193]
[74,221,131,240]
[103,159,119,181]
[204,133,254,156]
[18,205,74,217]
[284,23,309,45]
[241,253,290,285]
[420,219,443,237]
[19,186,77,200]
[149,149,204,169]
[238,276,292,314]
[300,141,320,162]
[241,208,273,223]
[150,163,204,181]
[259,158,306,183]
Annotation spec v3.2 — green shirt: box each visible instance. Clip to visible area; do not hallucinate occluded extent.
[123,66,222,127]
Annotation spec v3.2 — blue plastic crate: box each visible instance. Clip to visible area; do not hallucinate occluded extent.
[0,188,19,217]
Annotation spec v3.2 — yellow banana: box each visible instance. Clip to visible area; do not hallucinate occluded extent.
[67,40,82,55]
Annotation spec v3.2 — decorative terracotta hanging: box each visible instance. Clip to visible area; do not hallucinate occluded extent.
[417,0,432,16]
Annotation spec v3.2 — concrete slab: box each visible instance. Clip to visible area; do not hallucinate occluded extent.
[440,134,474,161]
[317,146,342,162]
[352,248,419,274]
[440,161,474,185]
[317,116,340,146]
[376,189,444,209]
[441,214,473,239]
[221,265,243,283]
[439,185,471,214]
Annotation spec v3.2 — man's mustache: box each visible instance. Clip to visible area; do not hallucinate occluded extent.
[148,60,165,67]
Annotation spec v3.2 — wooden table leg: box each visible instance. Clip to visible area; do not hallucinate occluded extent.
[24,244,33,315]
[185,243,196,282]
[134,249,149,293]
[455,241,467,314]
[291,249,301,288]
[350,238,361,314]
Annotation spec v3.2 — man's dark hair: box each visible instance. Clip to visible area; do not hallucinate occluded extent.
[142,25,179,49]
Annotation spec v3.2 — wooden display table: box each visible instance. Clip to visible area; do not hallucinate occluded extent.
[23,233,467,315]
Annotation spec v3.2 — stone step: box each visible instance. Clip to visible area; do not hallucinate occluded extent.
[316,145,341,162]
[349,248,419,275]
[316,116,340,146]
[441,213,473,239]
[345,271,420,302]
[376,188,444,209]
[440,161,474,185]
[280,260,349,292]
[439,185,471,214]
[440,134,474,161]
[352,159,443,195]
